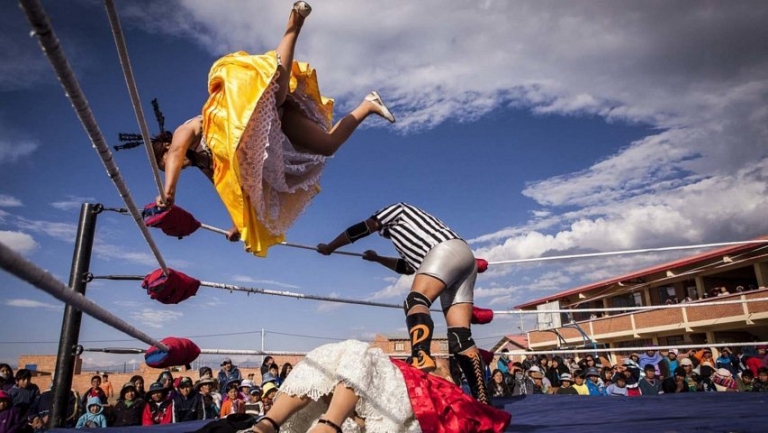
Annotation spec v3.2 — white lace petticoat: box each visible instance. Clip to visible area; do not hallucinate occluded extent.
[237,66,330,236]
[277,340,422,433]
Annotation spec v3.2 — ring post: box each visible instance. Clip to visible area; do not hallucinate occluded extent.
[50,203,99,428]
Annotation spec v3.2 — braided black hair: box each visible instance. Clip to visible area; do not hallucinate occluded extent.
[116,99,172,167]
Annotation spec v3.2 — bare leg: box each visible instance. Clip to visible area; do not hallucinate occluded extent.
[281,99,386,156]
[309,383,359,433]
[275,6,307,107]
[252,393,311,433]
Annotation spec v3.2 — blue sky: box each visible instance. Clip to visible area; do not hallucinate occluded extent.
[2,0,767,369]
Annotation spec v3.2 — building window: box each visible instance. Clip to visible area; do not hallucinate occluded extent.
[394,342,405,352]
[658,286,677,304]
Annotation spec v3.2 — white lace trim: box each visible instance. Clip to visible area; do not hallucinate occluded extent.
[238,65,330,236]
[276,340,422,433]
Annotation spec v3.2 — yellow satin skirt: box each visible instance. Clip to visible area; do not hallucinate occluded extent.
[202,51,334,257]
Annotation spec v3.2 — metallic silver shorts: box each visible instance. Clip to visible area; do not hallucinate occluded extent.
[416,239,477,310]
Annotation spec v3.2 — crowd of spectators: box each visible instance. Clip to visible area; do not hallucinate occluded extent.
[0,356,294,432]
[488,344,768,397]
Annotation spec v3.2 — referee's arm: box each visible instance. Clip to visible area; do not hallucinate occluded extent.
[316,218,380,255]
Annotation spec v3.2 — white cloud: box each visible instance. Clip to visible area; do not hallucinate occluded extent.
[316,292,345,313]
[15,218,77,242]
[368,274,414,301]
[0,194,22,207]
[51,196,97,211]
[0,140,38,164]
[129,308,183,329]
[6,298,61,310]
[0,230,38,255]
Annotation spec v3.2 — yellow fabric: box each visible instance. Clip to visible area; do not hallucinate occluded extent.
[202,51,333,257]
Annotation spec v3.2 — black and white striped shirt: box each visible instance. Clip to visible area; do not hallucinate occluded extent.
[371,203,461,270]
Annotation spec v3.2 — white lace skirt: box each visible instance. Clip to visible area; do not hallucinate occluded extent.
[237,69,329,237]
[277,340,422,433]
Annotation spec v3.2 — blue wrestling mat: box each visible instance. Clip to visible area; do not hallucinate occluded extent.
[497,392,768,432]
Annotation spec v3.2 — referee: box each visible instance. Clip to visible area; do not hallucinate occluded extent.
[317,202,489,404]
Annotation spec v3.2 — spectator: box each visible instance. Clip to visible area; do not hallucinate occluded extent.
[267,364,282,388]
[261,382,277,414]
[28,380,81,431]
[0,390,24,433]
[545,357,562,388]
[219,382,244,416]
[142,383,173,426]
[618,359,641,386]
[712,368,738,392]
[496,349,511,375]
[173,377,203,423]
[678,358,698,391]
[156,371,176,400]
[751,367,768,392]
[527,366,551,391]
[556,373,579,395]
[79,375,106,410]
[112,382,144,427]
[8,369,40,417]
[584,368,604,396]
[661,367,690,393]
[638,349,663,376]
[529,370,547,394]
[0,366,13,393]
[238,379,254,402]
[743,347,763,377]
[487,369,511,398]
[662,349,679,377]
[217,358,241,395]
[279,363,293,384]
[605,375,628,396]
[578,355,598,372]
[684,349,700,368]
[244,387,263,417]
[571,370,589,395]
[738,370,754,392]
[260,357,275,377]
[521,353,536,372]
[716,347,740,377]
[509,367,534,396]
[696,348,716,369]
[717,286,730,296]
[756,345,768,369]
[100,374,114,401]
[639,364,662,396]
[75,397,107,428]
[194,376,219,420]
[601,367,615,388]
[129,375,145,401]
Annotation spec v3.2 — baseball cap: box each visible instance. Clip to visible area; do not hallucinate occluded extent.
[680,357,693,366]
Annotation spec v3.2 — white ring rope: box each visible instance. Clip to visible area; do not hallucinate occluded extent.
[19,0,169,274]
[103,0,166,201]
[0,242,169,352]
[486,239,768,266]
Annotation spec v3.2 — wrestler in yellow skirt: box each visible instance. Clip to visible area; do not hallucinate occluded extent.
[203,51,334,257]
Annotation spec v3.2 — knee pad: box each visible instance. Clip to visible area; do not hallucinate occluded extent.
[447,327,476,355]
[403,291,433,314]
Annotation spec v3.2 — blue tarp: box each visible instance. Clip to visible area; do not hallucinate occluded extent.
[49,393,768,433]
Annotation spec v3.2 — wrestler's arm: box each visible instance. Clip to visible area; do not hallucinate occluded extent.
[362,250,415,275]
[156,118,201,208]
[317,218,379,255]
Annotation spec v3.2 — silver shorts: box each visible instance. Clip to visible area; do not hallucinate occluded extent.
[416,239,477,311]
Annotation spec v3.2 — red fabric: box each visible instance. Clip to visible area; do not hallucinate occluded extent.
[392,359,511,433]
[479,349,495,366]
[476,258,489,273]
[145,337,200,369]
[142,268,200,305]
[471,307,494,325]
[142,203,201,239]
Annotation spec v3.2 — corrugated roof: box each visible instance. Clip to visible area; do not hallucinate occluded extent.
[514,236,768,309]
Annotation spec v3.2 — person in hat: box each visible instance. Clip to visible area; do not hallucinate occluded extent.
[173,377,204,422]
[556,373,579,395]
[0,389,25,433]
[662,349,678,377]
[529,369,547,394]
[261,382,278,415]
[678,357,698,391]
[716,347,740,377]
[317,203,490,404]
[142,382,173,426]
[638,348,662,377]
[194,375,220,420]
[584,367,604,396]
[217,358,241,396]
[261,372,278,388]
[712,368,738,392]
[239,379,255,403]
[112,382,145,427]
[638,364,662,396]
[244,387,263,417]
[75,396,107,429]
[147,2,397,258]
[662,367,690,393]
[250,340,510,433]
[509,364,534,396]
